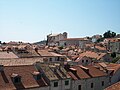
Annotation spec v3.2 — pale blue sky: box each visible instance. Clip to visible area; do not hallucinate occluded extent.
[0,0,120,43]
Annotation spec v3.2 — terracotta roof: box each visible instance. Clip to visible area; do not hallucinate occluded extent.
[79,51,106,60]
[0,58,43,66]
[0,65,48,90]
[14,50,39,58]
[95,46,106,51]
[37,50,63,57]
[94,63,105,70]
[94,63,120,74]
[67,65,107,80]
[105,81,120,90]
[85,43,94,47]
[75,56,89,62]
[67,72,78,80]
[74,66,90,79]
[0,48,2,51]
[106,64,120,74]
[38,63,59,80]
[67,66,90,80]
[17,44,33,50]
[0,52,18,59]
[99,62,107,68]
[38,63,70,81]
[71,55,79,61]
[85,65,107,77]
[4,46,13,51]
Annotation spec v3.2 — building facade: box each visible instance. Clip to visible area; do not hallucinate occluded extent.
[47,32,67,46]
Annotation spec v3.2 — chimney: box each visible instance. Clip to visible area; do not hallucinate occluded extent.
[33,71,41,80]
[11,73,21,83]
[33,71,40,75]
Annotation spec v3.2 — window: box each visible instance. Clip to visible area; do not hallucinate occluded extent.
[57,57,60,61]
[82,60,84,63]
[54,82,58,87]
[64,42,66,46]
[65,80,69,85]
[109,76,112,83]
[78,85,81,90]
[86,60,88,62]
[91,83,93,88]
[49,58,52,61]
[61,58,64,61]
[102,81,104,86]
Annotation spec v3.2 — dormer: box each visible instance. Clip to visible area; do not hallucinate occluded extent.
[33,71,41,80]
[11,73,21,83]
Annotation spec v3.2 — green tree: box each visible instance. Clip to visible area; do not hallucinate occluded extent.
[58,46,63,50]
[111,52,116,58]
[96,37,104,43]
[103,30,116,38]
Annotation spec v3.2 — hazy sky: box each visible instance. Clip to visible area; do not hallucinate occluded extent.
[0,0,120,43]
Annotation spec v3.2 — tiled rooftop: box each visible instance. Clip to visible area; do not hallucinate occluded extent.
[106,63,120,74]
[38,63,70,81]
[14,50,39,58]
[105,81,120,90]
[0,51,18,59]
[38,63,58,80]
[0,57,43,66]
[38,50,63,57]
[85,65,107,77]
[95,63,120,74]
[0,65,48,90]
[67,65,107,80]
[78,51,106,60]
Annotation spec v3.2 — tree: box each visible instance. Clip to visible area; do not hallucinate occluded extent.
[111,52,116,58]
[111,32,116,37]
[96,37,104,43]
[58,46,63,50]
[103,30,116,38]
